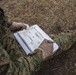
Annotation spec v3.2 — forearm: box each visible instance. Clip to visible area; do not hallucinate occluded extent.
[5,17,22,31]
[9,22,22,31]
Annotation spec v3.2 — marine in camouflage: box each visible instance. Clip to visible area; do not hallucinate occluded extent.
[0,9,76,75]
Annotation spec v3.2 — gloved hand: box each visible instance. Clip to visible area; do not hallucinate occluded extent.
[38,39,53,60]
[10,22,29,31]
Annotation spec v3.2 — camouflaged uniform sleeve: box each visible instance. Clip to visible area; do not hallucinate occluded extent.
[0,31,76,75]
[0,16,12,28]
[6,17,13,28]
[0,46,43,75]
[0,24,43,75]
[50,32,76,51]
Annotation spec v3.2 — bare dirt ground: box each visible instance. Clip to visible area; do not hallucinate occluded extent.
[0,0,76,75]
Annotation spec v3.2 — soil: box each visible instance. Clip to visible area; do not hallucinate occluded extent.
[0,0,76,75]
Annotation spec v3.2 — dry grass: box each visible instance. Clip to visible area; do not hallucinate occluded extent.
[0,0,76,34]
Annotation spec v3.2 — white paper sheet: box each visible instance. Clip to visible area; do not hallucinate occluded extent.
[14,25,59,55]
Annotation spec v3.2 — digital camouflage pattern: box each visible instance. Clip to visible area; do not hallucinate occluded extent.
[50,32,76,51]
[0,17,43,75]
[0,16,76,75]
[50,32,76,55]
